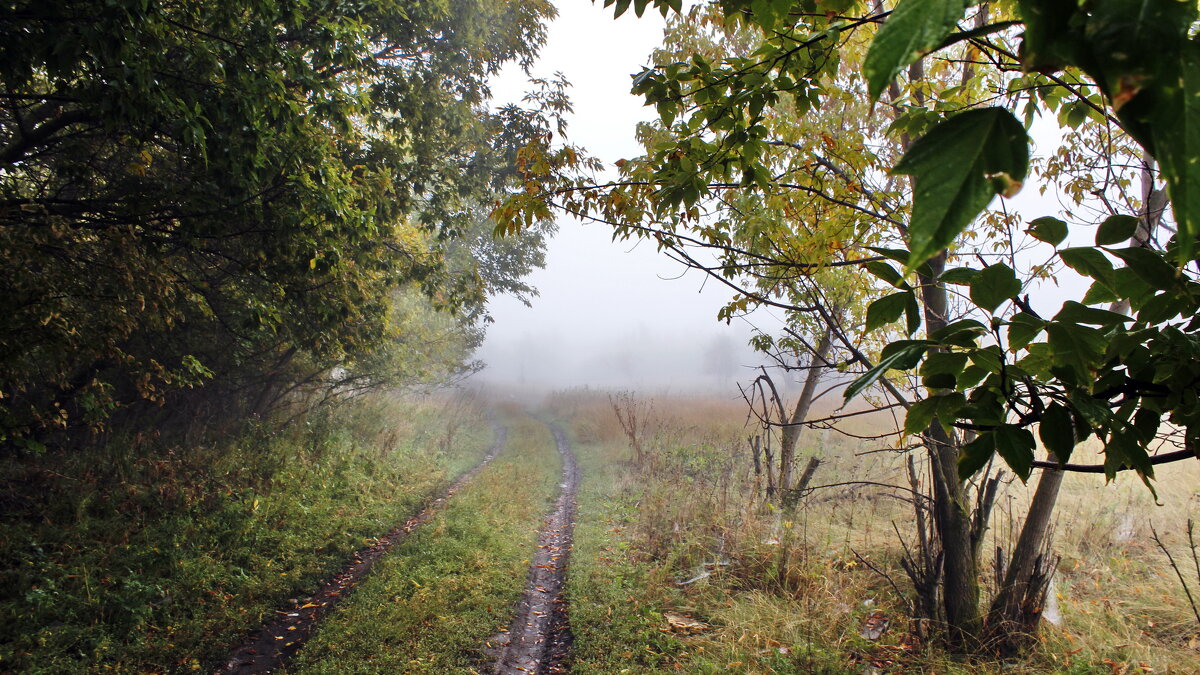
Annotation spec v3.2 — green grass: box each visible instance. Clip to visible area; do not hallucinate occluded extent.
[550,392,1200,674]
[291,412,561,674]
[0,394,492,673]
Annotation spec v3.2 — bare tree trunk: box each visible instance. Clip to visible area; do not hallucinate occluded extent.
[986,462,1063,652]
[778,325,833,496]
[920,248,984,649]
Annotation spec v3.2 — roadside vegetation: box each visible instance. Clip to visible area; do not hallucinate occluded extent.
[291,411,562,674]
[551,389,1200,673]
[0,393,493,673]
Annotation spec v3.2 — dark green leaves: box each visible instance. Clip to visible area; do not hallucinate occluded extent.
[1039,402,1076,465]
[1096,215,1138,246]
[844,340,930,402]
[863,0,968,101]
[892,108,1029,271]
[865,292,910,332]
[969,262,1020,313]
[957,425,1036,480]
[904,391,966,436]
[1027,216,1068,246]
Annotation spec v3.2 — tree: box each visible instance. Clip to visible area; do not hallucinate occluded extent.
[500,0,1200,651]
[0,0,560,447]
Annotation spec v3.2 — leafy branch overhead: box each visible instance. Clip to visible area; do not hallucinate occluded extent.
[499,0,1200,488]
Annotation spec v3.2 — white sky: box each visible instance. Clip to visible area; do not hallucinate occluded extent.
[471,1,1114,392]
[475,1,764,392]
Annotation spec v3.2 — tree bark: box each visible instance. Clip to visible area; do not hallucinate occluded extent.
[778,324,832,496]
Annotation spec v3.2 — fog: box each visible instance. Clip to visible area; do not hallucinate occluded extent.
[473,2,1093,395]
[475,1,770,393]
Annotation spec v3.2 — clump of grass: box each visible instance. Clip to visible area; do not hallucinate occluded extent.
[0,392,490,673]
[290,412,561,674]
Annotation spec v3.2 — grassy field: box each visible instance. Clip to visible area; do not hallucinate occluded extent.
[0,392,494,673]
[548,389,1200,674]
[290,410,562,674]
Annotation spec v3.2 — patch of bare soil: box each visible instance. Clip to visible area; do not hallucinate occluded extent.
[216,422,508,674]
[488,421,578,675]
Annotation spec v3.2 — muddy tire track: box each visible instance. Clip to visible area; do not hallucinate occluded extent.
[489,421,578,675]
[217,421,508,674]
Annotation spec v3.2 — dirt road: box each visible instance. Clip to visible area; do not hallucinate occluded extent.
[489,420,579,675]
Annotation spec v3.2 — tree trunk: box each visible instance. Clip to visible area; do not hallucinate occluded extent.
[919,249,984,649]
[778,325,832,497]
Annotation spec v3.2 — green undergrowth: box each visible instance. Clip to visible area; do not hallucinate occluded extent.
[0,393,492,673]
[291,411,561,674]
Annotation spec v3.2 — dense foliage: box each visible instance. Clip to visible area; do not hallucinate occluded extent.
[499,0,1200,649]
[0,0,557,449]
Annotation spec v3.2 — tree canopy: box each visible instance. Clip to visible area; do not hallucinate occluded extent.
[0,0,560,448]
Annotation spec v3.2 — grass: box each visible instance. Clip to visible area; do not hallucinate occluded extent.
[0,391,493,673]
[290,409,562,674]
[547,389,1200,674]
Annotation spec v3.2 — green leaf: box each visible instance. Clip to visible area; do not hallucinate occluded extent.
[1108,246,1179,290]
[893,108,1029,271]
[904,392,966,436]
[905,291,922,336]
[864,261,905,288]
[1096,214,1139,246]
[1113,40,1200,265]
[1038,401,1076,464]
[1052,301,1132,327]
[1027,216,1068,246]
[938,267,978,285]
[920,351,969,377]
[1046,322,1106,381]
[844,340,931,402]
[1059,247,1116,289]
[969,262,1021,313]
[931,319,987,344]
[865,291,910,332]
[958,432,994,478]
[994,425,1037,480]
[863,0,967,101]
[1006,312,1045,351]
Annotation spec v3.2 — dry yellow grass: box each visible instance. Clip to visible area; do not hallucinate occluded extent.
[549,388,1200,673]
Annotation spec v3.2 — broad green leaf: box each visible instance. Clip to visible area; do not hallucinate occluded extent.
[1027,216,1068,246]
[1038,401,1076,464]
[1052,301,1133,326]
[1113,40,1200,264]
[844,340,931,402]
[938,267,978,285]
[994,425,1037,480]
[931,318,987,344]
[958,432,995,479]
[893,108,1029,271]
[920,351,969,377]
[1108,246,1179,290]
[863,0,967,101]
[1046,322,1106,381]
[969,262,1020,313]
[1006,312,1045,351]
[1059,247,1116,289]
[904,392,966,436]
[864,260,905,288]
[865,291,910,332]
[1096,214,1139,246]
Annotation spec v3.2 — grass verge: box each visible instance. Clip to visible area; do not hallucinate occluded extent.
[0,393,491,673]
[289,410,561,674]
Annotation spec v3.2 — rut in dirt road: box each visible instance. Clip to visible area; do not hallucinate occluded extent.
[217,421,508,675]
[489,421,578,675]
